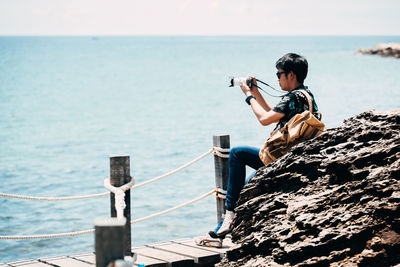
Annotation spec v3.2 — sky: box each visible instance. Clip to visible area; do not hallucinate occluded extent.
[0,0,399,36]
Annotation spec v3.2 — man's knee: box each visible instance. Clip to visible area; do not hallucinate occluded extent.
[229,147,242,160]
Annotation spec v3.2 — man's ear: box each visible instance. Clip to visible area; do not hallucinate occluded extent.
[288,71,295,80]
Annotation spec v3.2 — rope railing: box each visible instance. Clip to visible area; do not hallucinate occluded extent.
[212,147,230,158]
[0,188,217,240]
[0,147,230,201]
[132,148,214,190]
[0,191,110,201]
[216,187,227,199]
[0,145,231,240]
[131,188,217,224]
[0,229,96,240]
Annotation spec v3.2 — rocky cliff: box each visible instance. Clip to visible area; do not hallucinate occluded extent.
[218,110,400,266]
[358,43,400,58]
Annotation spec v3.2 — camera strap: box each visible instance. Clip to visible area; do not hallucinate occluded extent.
[254,79,284,98]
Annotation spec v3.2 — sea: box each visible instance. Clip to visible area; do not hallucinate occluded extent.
[0,36,399,263]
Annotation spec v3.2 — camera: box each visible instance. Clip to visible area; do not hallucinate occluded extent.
[229,77,254,88]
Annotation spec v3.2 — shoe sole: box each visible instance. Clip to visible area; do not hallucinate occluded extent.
[195,240,222,248]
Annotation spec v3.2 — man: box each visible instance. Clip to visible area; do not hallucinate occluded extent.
[195,53,319,248]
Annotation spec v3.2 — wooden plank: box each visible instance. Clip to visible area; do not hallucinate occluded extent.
[72,251,168,267]
[133,246,194,267]
[7,260,51,266]
[174,237,234,254]
[148,241,220,265]
[69,253,96,264]
[5,236,234,267]
[134,254,167,267]
[40,256,93,266]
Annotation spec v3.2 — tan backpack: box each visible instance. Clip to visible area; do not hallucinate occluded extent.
[259,90,326,165]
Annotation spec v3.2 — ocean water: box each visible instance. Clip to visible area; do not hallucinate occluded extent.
[0,36,399,263]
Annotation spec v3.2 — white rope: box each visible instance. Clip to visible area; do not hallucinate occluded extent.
[212,147,230,159]
[0,191,109,201]
[213,147,231,153]
[130,147,229,190]
[131,188,217,224]
[0,147,228,201]
[216,187,227,199]
[0,229,95,240]
[217,188,227,194]
[132,148,214,189]
[0,189,217,240]
[104,177,136,219]
[0,147,229,240]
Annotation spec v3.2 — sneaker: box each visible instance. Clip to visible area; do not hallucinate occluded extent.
[216,210,235,236]
[194,231,223,248]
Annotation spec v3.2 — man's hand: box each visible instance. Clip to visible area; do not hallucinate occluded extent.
[240,77,252,96]
[249,75,258,91]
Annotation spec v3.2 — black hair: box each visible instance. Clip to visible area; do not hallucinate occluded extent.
[275,53,308,84]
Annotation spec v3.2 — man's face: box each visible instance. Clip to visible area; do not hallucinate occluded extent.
[277,68,289,91]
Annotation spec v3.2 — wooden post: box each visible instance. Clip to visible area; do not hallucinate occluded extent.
[213,135,230,223]
[110,154,131,256]
[95,218,126,267]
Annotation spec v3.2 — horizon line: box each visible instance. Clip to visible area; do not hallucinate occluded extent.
[1,34,399,37]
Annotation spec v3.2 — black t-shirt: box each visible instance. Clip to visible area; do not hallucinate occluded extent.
[273,85,319,130]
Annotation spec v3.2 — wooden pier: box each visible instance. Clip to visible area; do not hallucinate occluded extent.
[2,237,233,267]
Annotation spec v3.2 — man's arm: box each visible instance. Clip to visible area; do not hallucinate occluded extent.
[248,77,274,112]
[240,79,284,126]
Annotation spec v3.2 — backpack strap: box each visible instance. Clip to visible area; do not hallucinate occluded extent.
[297,89,313,112]
[297,89,323,120]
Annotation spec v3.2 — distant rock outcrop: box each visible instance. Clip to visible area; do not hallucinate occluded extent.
[217,110,400,266]
[358,43,400,58]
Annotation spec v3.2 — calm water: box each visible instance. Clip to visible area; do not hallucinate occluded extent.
[0,36,399,263]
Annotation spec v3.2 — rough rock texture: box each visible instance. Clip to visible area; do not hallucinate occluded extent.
[218,110,400,267]
[357,43,400,58]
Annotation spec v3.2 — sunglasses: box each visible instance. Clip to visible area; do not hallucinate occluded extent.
[276,71,287,79]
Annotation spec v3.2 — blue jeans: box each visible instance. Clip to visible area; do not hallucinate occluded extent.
[225,146,264,210]
[213,146,264,234]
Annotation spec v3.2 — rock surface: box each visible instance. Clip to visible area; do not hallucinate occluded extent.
[218,110,400,266]
[357,43,400,58]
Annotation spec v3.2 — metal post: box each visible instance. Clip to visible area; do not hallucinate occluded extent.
[110,154,131,256]
[95,218,126,267]
[213,135,230,223]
